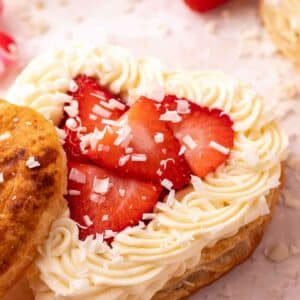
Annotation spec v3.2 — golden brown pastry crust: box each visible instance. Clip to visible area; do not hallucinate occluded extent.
[153,175,282,300]
[0,100,67,297]
[261,0,300,66]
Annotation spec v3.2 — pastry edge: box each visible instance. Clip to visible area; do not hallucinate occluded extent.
[18,165,283,300]
[0,100,68,297]
[153,166,284,300]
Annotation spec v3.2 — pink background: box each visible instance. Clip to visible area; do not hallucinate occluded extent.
[2,1,300,299]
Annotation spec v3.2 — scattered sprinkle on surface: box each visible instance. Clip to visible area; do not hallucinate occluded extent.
[119,155,130,166]
[161,178,173,190]
[154,132,164,143]
[0,132,11,141]
[83,215,93,227]
[26,156,41,169]
[93,177,110,194]
[104,229,117,239]
[209,141,230,155]
[69,168,86,184]
[101,214,109,221]
[166,189,176,207]
[131,153,147,162]
[92,104,112,118]
[178,145,186,156]
[191,175,202,192]
[182,135,197,150]
[68,189,81,196]
[159,110,182,123]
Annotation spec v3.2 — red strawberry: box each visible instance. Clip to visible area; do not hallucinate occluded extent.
[160,96,234,177]
[66,75,127,132]
[88,97,191,189]
[184,0,229,12]
[0,31,17,72]
[63,75,127,161]
[67,161,162,240]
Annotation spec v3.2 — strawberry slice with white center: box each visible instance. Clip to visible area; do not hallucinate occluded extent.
[160,96,234,178]
[67,161,162,240]
[63,75,127,161]
[88,97,191,190]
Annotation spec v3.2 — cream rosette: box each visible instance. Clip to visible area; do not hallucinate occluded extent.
[7,45,288,300]
[261,0,300,65]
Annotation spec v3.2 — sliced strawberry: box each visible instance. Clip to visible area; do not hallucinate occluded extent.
[66,75,127,131]
[67,161,162,240]
[161,97,234,178]
[184,0,229,12]
[62,75,127,161]
[88,97,191,189]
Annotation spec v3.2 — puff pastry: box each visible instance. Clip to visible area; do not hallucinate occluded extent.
[2,178,282,300]
[154,177,281,299]
[5,45,288,300]
[0,100,67,297]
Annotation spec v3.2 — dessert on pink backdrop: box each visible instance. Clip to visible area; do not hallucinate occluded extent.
[1,1,300,300]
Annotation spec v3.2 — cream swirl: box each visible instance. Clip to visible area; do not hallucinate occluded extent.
[262,0,300,65]
[6,45,288,300]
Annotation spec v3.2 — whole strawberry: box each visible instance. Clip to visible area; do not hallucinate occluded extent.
[0,2,18,75]
[0,31,17,75]
[184,0,229,12]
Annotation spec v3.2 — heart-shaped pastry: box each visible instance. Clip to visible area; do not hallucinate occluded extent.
[7,45,288,300]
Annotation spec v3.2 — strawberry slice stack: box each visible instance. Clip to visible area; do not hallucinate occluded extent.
[87,97,191,189]
[61,75,234,241]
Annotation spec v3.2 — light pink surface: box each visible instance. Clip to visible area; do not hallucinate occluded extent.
[2,1,300,299]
